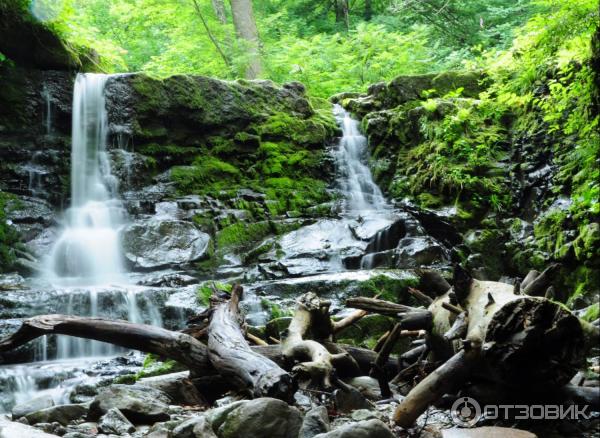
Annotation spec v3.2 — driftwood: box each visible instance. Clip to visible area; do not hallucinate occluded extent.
[393,271,588,427]
[207,285,294,401]
[0,315,213,374]
[281,292,336,387]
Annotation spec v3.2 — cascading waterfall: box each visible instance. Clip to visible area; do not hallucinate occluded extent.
[333,104,390,214]
[47,74,126,286]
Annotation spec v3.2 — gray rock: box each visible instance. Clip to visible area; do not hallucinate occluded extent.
[209,397,303,438]
[12,395,54,419]
[25,404,89,426]
[98,408,135,434]
[314,419,395,438]
[121,219,211,269]
[346,376,383,400]
[442,427,537,438]
[171,416,217,438]
[299,406,330,438]
[138,372,205,406]
[89,384,172,424]
[396,236,445,268]
[333,385,372,413]
[0,273,26,291]
[0,415,59,438]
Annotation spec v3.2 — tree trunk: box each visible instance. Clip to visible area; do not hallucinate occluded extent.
[229,0,262,78]
[335,0,350,30]
[207,285,295,401]
[364,0,373,21]
[0,315,213,374]
[211,0,227,23]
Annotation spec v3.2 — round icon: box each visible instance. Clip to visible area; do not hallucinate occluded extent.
[451,396,481,426]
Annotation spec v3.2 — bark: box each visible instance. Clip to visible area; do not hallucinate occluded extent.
[345,296,417,315]
[335,0,350,30]
[281,292,335,387]
[211,0,227,23]
[229,0,262,78]
[207,285,294,401]
[394,349,480,427]
[0,315,213,374]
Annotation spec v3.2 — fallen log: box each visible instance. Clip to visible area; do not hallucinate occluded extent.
[281,292,336,387]
[207,285,295,401]
[394,271,588,427]
[0,314,213,374]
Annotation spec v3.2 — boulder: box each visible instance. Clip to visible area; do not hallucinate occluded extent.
[171,416,217,438]
[138,372,205,406]
[98,408,135,435]
[12,395,54,419]
[396,236,445,268]
[0,415,59,438]
[299,406,330,438]
[121,218,211,269]
[209,398,303,438]
[88,384,172,424]
[25,404,88,426]
[314,419,395,438]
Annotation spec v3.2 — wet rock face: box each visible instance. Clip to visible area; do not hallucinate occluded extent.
[313,419,395,438]
[121,218,211,269]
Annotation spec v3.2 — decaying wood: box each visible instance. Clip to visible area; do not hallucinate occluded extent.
[407,287,434,305]
[522,263,561,296]
[281,292,336,387]
[394,349,480,427]
[415,269,451,297]
[207,284,295,401]
[395,271,588,426]
[345,296,416,315]
[370,323,403,398]
[333,309,368,334]
[0,315,213,374]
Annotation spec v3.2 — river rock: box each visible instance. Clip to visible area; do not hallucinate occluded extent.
[88,384,171,423]
[314,419,395,438]
[12,395,55,419]
[171,416,217,438]
[0,415,60,438]
[209,397,303,438]
[395,236,445,268]
[121,218,211,269]
[138,372,205,406]
[299,406,330,438]
[442,427,537,438]
[98,408,135,434]
[25,404,89,426]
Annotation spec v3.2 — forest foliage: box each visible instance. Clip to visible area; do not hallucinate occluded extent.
[4,0,544,97]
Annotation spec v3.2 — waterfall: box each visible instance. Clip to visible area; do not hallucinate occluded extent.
[333,104,389,214]
[46,74,126,286]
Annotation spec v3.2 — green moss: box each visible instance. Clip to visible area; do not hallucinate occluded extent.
[354,273,419,303]
[216,221,274,250]
[197,281,232,306]
[171,156,241,194]
[0,191,20,272]
[135,354,186,380]
[581,303,599,322]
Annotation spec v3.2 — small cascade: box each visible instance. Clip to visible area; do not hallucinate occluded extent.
[333,104,390,215]
[42,84,53,136]
[46,74,126,286]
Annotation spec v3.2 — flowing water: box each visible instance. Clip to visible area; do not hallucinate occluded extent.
[0,74,163,413]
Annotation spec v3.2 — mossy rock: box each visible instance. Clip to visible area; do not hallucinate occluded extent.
[0,0,99,70]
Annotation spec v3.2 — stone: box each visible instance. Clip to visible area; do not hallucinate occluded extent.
[209,397,303,438]
[171,416,217,438]
[0,415,60,438]
[88,384,172,424]
[299,406,330,438]
[346,376,383,400]
[333,385,372,413]
[121,218,211,269]
[12,395,54,419]
[25,404,89,426]
[442,427,537,438]
[138,372,205,406]
[313,419,395,438]
[98,408,136,435]
[395,236,445,268]
[0,273,26,291]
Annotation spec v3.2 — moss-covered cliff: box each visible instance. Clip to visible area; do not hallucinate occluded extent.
[339,8,599,309]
